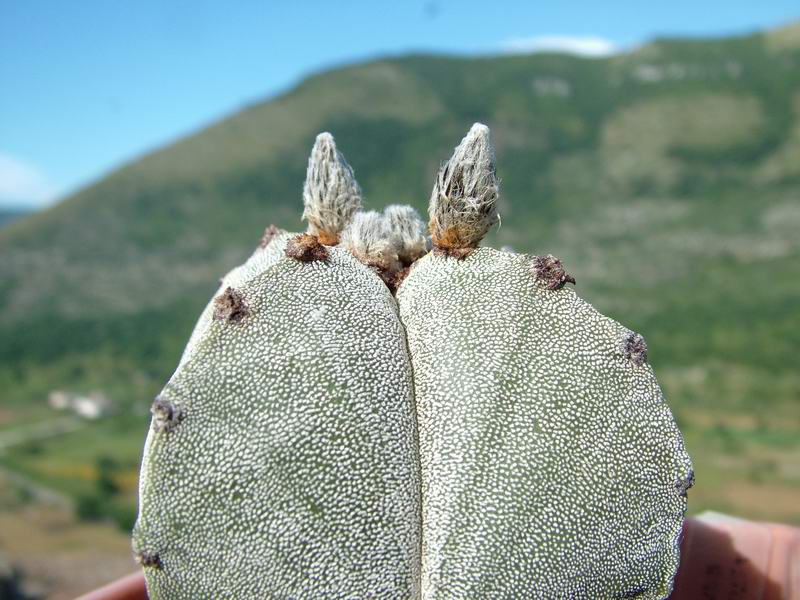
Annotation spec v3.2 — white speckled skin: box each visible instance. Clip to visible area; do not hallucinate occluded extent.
[177,230,294,370]
[397,248,693,599]
[135,243,422,599]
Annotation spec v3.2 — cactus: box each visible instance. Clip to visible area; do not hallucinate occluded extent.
[396,124,693,598]
[134,135,421,598]
[135,126,692,599]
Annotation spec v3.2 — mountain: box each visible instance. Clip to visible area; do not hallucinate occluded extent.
[0,208,31,228]
[1,23,799,523]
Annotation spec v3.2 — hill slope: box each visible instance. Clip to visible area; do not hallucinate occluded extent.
[0,208,31,228]
[1,24,799,523]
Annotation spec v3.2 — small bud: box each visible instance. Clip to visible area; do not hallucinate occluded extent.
[621,331,648,366]
[531,254,576,290]
[302,133,362,245]
[383,204,428,266]
[340,211,400,272]
[285,233,330,263]
[429,123,499,256]
[213,287,249,322]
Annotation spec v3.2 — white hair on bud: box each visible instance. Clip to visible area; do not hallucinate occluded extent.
[302,132,362,244]
[429,123,499,249]
[339,211,400,271]
[383,204,428,266]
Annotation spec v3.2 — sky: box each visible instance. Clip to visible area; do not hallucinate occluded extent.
[1,0,798,209]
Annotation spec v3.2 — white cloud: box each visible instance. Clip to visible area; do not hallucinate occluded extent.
[0,153,61,208]
[501,35,619,57]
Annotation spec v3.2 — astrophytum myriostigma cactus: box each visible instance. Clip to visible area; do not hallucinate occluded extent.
[397,124,693,598]
[134,134,422,598]
[135,125,693,599]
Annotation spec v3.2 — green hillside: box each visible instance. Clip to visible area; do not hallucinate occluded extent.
[1,23,799,525]
[0,209,30,228]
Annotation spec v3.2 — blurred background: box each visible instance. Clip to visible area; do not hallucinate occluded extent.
[1,1,799,597]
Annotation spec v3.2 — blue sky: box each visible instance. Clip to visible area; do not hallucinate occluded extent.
[1,0,798,209]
